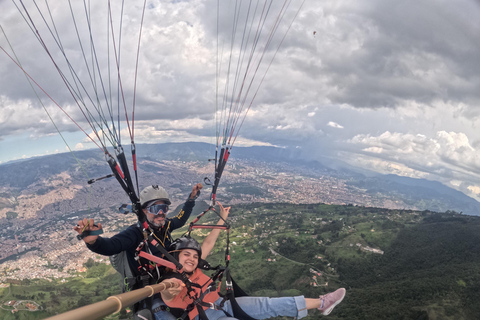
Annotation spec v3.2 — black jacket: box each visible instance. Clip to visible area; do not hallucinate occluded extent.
[87,198,196,277]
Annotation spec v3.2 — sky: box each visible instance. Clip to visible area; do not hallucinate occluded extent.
[2,0,480,201]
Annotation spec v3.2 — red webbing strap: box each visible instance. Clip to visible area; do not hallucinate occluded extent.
[114,162,125,179]
[190,225,229,230]
[137,251,178,270]
[189,206,214,228]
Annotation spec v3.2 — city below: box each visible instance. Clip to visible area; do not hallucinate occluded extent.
[0,155,468,283]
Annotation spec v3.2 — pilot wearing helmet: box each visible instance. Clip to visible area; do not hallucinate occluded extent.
[74,183,202,319]
[74,183,202,283]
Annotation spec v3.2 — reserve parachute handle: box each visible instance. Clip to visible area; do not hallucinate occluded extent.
[43,281,180,320]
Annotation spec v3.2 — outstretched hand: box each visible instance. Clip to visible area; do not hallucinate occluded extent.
[160,278,185,301]
[73,218,102,245]
[217,201,231,220]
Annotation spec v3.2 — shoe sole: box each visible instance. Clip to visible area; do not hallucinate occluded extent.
[322,288,346,316]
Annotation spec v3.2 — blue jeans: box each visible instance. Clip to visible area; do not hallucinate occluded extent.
[153,295,308,320]
[202,296,308,320]
[152,296,176,320]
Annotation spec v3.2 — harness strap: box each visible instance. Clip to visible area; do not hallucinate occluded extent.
[144,232,199,298]
[224,269,257,320]
[196,303,210,320]
[138,251,177,269]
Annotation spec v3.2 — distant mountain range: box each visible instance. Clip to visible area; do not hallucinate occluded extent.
[1,142,480,216]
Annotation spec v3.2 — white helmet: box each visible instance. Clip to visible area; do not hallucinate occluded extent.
[140,185,171,207]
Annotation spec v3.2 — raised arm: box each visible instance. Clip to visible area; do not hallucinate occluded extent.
[200,202,230,260]
[169,183,203,230]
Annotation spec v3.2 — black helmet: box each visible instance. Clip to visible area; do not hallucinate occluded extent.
[170,237,202,258]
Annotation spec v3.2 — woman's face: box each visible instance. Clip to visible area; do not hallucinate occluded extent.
[178,249,199,273]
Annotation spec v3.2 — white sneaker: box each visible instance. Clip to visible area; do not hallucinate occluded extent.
[318,288,346,315]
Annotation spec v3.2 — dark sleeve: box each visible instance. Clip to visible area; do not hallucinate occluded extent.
[168,198,196,231]
[86,225,142,256]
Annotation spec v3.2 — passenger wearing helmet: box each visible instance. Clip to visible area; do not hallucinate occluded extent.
[168,236,203,269]
[158,202,231,320]
[159,202,346,320]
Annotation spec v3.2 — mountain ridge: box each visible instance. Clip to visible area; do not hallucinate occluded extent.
[0,142,479,215]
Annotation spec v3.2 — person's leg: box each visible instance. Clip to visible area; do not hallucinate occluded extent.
[221,296,309,319]
[151,297,177,320]
[196,289,346,320]
[200,308,236,320]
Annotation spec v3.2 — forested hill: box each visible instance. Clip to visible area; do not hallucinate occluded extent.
[2,203,478,320]
[336,213,480,319]
[219,203,480,320]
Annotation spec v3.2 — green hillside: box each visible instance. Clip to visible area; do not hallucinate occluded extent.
[0,261,124,320]
[2,203,479,319]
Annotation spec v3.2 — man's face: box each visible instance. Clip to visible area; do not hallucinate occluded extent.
[144,200,168,228]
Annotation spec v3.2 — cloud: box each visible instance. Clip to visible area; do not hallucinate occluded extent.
[468,185,480,197]
[289,0,480,110]
[364,147,382,154]
[3,0,480,203]
[347,130,480,199]
[327,121,343,129]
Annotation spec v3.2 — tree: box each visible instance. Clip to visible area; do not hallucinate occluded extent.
[84,258,95,268]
